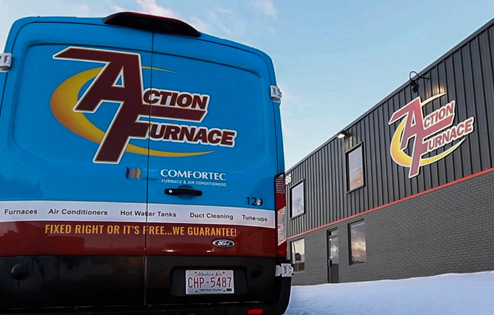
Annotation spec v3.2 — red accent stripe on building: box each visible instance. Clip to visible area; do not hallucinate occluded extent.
[288,166,494,240]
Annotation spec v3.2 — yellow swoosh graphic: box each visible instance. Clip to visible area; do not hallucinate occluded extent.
[50,67,212,158]
[142,65,181,75]
[390,118,464,168]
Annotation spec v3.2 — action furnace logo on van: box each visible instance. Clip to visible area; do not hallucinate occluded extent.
[50,47,238,164]
[389,93,475,178]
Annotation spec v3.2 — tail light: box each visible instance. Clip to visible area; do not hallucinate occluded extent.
[275,173,287,257]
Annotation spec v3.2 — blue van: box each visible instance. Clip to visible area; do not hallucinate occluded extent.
[0,12,291,314]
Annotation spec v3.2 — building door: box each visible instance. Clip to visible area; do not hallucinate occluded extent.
[327,230,339,283]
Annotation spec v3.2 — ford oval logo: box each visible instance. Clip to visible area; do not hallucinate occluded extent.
[212,239,235,248]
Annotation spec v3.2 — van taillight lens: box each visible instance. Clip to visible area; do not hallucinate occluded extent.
[275,173,287,257]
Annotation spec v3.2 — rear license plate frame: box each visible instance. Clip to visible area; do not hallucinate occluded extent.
[185,270,234,295]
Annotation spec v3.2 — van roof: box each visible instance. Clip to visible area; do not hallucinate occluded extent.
[4,14,276,83]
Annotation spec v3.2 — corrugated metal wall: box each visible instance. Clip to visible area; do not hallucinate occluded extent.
[287,18,494,237]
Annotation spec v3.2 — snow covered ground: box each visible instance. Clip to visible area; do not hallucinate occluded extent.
[285,271,494,315]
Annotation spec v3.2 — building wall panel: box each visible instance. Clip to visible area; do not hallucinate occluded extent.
[287,19,494,284]
[287,21,494,236]
[291,171,494,285]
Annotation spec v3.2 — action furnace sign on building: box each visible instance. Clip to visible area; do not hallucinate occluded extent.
[388,93,475,178]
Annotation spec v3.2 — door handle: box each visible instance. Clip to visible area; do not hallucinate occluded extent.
[165,188,203,196]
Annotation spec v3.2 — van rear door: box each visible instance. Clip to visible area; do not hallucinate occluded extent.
[0,18,153,255]
[145,34,279,256]
[0,17,151,307]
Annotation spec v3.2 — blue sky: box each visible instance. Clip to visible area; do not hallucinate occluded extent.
[1,0,494,169]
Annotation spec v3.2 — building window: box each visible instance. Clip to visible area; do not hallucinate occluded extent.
[349,221,366,264]
[291,181,305,218]
[291,239,305,272]
[346,145,364,191]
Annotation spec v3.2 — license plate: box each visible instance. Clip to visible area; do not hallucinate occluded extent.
[185,270,234,295]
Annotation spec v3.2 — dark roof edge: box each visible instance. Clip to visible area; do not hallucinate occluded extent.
[287,16,494,173]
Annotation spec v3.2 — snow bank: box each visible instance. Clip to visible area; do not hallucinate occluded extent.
[285,271,494,314]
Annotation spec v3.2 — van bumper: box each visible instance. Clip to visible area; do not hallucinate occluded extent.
[0,256,291,314]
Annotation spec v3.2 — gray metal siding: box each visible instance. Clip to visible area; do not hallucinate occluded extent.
[287,19,494,238]
[291,170,494,285]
